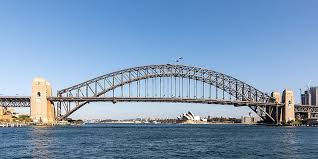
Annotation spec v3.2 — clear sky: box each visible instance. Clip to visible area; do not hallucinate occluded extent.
[0,0,317,119]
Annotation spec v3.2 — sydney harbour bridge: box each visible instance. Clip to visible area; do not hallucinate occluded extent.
[0,64,317,124]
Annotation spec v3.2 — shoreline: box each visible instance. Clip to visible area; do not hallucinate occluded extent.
[94,122,244,125]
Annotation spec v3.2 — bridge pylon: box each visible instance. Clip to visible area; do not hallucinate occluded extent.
[31,78,55,124]
[282,89,295,123]
[271,92,283,124]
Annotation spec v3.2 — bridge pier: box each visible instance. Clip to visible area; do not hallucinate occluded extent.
[271,90,295,124]
[30,78,55,124]
[282,89,295,124]
[271,92,282,124]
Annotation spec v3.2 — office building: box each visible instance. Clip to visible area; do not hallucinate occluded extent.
[301,86,318,106]
[310,87,318,106]
[301,91,311,105]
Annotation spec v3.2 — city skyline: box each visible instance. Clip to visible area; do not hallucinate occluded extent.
[1,0,318,119]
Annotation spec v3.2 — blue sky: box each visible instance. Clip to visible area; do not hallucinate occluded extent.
[0,0,318,119]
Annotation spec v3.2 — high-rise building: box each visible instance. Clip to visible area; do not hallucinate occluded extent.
[310,87,318,106]
[301,86,318,106]
[301,91,311,105]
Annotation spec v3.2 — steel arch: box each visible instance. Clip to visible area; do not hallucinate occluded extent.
[56,64,275,120]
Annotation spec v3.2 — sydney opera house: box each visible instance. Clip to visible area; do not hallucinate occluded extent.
[177,111,203,124]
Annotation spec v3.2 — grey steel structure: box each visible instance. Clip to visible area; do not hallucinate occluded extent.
[1,64,318,122]
[0,96,30,107]
[55,64,277,121]
[295,104,318,118]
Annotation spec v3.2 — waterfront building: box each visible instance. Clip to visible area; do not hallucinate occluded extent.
[177,111,201,121]
[177,111,204,123]
[241,116,252,124]
[241,115,261,124]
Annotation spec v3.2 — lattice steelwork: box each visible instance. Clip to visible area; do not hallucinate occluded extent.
[54,64,276,121]
[0,96,31,107]
[295,104,318,118]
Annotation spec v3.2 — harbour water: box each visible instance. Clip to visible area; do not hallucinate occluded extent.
[1,124,318,159]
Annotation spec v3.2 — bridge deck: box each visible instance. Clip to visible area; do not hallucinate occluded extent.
[0,96,31,107]
[1,96,317,115]
[48,97,280,107]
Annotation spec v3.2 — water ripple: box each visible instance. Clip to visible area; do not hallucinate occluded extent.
[1,124,318,158]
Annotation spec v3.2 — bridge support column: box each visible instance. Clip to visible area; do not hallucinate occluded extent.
[0,106,4,116]
[282,89,295,124]
[271,92,282,124]
[31,78,55,124]
[308,112,311,119]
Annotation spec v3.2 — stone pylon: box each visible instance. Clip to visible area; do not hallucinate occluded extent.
[282,89,295,123]
[271,92,283,123]
[31,78,55,124]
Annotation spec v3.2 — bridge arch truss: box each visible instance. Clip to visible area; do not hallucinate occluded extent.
[53,64,275,121]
